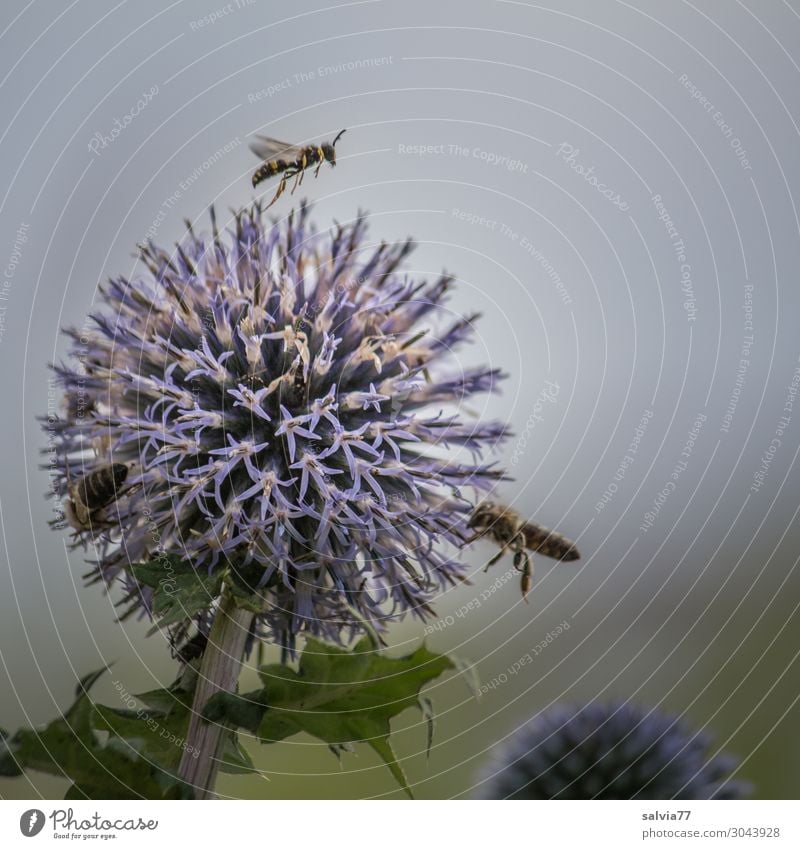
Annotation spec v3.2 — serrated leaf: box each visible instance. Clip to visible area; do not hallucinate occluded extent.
[204,689,269,735]
[93,700,191,772]
[75,667,109,696]
[217,732,256,775]
[127,557,224,632]
[418,697,434,760]
[452,654,481,698]
[204,638,454,798]
[119,683,255,778]
[0,669,192,799]
[133,687,187,713]
[91,683,251,783]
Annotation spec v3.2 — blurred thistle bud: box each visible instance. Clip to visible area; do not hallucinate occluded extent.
[46,202,510,654]
[477,701,750,799]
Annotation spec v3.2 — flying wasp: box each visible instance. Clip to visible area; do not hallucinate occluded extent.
[63,460,137,535]
[250,130,346,208]
[466,501,580,602]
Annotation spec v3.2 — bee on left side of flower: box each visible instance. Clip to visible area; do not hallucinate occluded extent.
[466,501,580,602]
[62,461,137,535]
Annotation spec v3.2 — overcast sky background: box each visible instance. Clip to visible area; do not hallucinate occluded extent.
[1,0,799,799]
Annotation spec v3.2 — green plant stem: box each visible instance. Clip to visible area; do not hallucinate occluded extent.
[178,589,254,799]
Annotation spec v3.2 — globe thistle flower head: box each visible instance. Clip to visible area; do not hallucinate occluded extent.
[48,203,509,652]
[477,701,750,799]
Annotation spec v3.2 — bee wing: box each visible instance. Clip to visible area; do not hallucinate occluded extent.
[249,135,303,162]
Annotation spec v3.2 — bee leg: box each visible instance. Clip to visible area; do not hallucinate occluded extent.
[314,148,326,177]
[290,168,304,195]
[461,531,483,545]
[265,182,282,210]
[510,536,526,571]
[484,546,507,572]
[265,175,288,210]
[516,551,533,603]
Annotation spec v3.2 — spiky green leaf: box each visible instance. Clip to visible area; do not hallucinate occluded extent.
[0,669,192,799]
[204,638,453,797]
[127,557,224,632]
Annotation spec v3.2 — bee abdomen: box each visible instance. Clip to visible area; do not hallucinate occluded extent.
[523,523,580,561]
[78,463,130,509]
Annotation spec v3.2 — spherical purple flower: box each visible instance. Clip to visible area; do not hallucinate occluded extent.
[47,203,508,652]
[476,701,750,799]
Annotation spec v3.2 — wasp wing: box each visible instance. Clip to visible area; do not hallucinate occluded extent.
[249,135,304,162]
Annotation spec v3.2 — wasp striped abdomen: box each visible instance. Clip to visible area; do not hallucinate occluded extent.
[252,157,292,187]
[249,131,346,206]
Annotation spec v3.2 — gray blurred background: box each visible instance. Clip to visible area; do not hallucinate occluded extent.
[1,0,799,799]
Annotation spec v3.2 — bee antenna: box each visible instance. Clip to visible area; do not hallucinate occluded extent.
[332,129,347,147]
